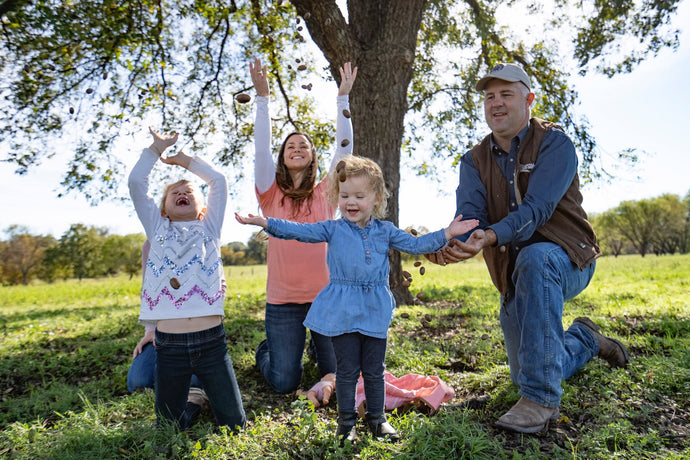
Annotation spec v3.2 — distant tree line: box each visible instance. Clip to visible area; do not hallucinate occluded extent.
[590,192,690,257]
[401,192,690,260]
[1,192,687,285]
[0,224,267,286]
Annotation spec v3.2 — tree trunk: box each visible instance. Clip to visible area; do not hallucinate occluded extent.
[293,0,426,305]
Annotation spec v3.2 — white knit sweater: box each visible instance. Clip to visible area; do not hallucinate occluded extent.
[128,148,228,328]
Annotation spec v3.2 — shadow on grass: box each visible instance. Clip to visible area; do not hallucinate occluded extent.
[0,314,267,427]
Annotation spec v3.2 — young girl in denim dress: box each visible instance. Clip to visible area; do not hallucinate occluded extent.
[128,127,245,431]
[249,59,356,396]
[235,155,477,442]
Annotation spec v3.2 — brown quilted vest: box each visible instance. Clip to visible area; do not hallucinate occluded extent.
[470,118,600,295]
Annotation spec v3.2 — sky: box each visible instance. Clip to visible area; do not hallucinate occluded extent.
[2,3,689,245]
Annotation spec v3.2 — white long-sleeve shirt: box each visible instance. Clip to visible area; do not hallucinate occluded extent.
[253,95,354,193]
[128,148,228,327]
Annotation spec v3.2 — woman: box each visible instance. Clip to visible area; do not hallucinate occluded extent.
[249,57,357,393]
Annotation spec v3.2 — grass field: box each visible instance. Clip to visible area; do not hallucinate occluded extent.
[0,254,688,459]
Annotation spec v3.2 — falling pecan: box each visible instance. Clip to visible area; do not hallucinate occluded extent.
[336,160,347,182]
[235,93,251,103]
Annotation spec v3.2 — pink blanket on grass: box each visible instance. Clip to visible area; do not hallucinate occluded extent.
[355,371,455,415]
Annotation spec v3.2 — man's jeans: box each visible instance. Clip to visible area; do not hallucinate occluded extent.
[127,342,201,393]
[256,303,337,393]
[332,332,387,419]
[155,324,246,430]
[500,242,598,408]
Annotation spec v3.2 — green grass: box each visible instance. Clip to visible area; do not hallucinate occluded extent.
[1,256,688,459]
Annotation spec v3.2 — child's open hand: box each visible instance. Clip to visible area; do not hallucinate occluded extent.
[159,150,192,169]
[444,214,479,240]
[148,127,178,155]
[235,212,268,229]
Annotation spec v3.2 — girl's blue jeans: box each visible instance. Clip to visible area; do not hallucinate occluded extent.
[154,324,245,430]
[256,302,337,393]
[332,332,387,419]
[127,342,201,392]
[500,242,599,408]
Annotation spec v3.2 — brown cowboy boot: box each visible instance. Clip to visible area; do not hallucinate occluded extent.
[495,397,559,434]
[573,317,630,367]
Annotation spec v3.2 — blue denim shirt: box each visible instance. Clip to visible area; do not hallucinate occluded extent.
[266,217,448,338]
[455,123,578,247]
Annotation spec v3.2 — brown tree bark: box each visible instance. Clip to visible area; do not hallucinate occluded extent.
[291,0,427,305]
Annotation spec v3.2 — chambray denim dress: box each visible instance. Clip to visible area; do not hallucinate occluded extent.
[266,217,448,339]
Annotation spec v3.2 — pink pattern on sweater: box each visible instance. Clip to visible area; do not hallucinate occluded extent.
[142,285,226,310]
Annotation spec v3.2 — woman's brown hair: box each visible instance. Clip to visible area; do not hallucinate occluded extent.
[275,132,319,217]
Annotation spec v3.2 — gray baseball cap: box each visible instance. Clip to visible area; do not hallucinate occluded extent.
[475,63,531,91]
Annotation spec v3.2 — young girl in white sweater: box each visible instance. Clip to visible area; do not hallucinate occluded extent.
[128,127,245,430]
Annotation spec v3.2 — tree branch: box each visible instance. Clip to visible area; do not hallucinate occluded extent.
[0,0,27,17]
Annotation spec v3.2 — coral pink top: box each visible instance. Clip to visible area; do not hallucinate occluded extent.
[257,181,335,304]
[253,94,352,305]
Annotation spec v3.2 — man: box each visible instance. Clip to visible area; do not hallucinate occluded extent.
[427,63,629,434]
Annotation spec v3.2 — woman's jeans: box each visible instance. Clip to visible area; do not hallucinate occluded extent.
[155,324,246,430]
[499,242,598,408]
[127,342,201,392]
[332,332,387,419]
[256,302,337,393]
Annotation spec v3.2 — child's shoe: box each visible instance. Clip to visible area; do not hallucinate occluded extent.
[366,414,400,442]
[336,412,357,445]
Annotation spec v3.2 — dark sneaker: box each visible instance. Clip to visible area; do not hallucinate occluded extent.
[336,413,357,445]
[366,415,401,442]
[336,423,356,445]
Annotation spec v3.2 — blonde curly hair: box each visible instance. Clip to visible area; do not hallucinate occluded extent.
[327,155,389,219]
